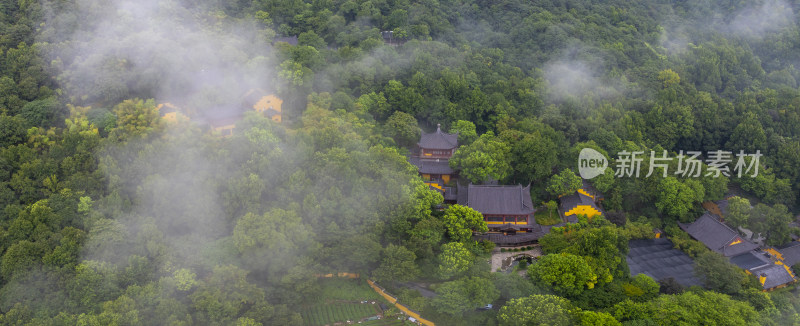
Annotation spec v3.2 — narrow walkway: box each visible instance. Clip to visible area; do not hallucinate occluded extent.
[367,279,435,326]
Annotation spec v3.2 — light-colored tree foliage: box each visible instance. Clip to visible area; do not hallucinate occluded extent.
[528,253,598,296]
[440,204,488,243]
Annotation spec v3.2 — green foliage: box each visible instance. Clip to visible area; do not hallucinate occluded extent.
[373,244,420,283]
[384,111,419,147]
[654,177,702,220]
[493,273,537,301]
[173,268,198,292]
[449,120,477,145]
[5,0,800,323]
[577,310,622,326]
[497,294,575,326]
[449,132,512,184]
[624,274,659,302]
[528,253,598,297]
[546,169,581,197]
[694,251,752,295]
[437,242,473,280]
[666,226,710,258]
[440,204,488,243]
[613,291,761,325]
[726,196,751,229]
[432,277,499,316]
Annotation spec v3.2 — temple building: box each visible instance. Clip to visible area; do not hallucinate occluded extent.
[243,90,282,123]
[679,213,759,257]
[560,183,603,219]
[156,102,188,124]
[680,212,795,291]
[409,124,459,201]
[157,91,283,137]
[458,184,537,233]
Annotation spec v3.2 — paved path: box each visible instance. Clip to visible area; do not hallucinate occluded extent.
[399,282,437,298]
[490,246,543,272]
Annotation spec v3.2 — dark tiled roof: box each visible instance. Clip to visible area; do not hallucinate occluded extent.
[716,199,729,217]
[241,91,265,107]
[778,243,800,266]
[418,125,458,150]
[679,213,758,257]
[264,108,280,118]
[458,184,534,216]
[559,192,599,212]
[626,238,701,287]
[443,187,457,201]
[408,157,454,175]
[581,179,604,200]
[730,251,771,270]
[751,264,795,290]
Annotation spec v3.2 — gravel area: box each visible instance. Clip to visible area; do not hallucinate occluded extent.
[490,246,543,272]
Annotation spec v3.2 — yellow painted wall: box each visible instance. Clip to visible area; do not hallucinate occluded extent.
[564,205,601,218]
[156,103,188,123]
[442,175,450,184]
[425,181,443,191]
[577,188,594,199]
[367,280,435,326]
[162,111,178,123]
[487,221,528,225]
[213,124,236,137]
[766,248,784,261]
[251,94,283,122]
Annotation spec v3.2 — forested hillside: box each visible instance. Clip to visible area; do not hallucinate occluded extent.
[2,0,800,325]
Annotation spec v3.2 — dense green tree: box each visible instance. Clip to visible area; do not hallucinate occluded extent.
[654,177,702,220]
[406,216,445,259]
[384,111,419,147]
[502,128,558,185]
[528,253,598,297]
[372,244,420,283]
[5,0,800,323]
[749,203,796,246]
[614,291,761,325]
[726,196,751,229]
[493,273,537,301]
[440,204,488,243]
[449,120,477,145]
[438,242,473,280]
[497,294,575,326]
[432,277,499,316]
[449,132,512,184]
[233,208,313,276]
[726,113,767,154]
[546,168,582,197]
[694,251,750,295]
[577,311,621,326]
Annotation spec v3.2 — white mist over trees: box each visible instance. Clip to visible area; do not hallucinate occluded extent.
[3,0,800,324]
[40,0,278,109]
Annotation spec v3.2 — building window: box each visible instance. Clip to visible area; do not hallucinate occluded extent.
[516,216,527,224]
[423,149,452,156]
[487,216,503,222]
